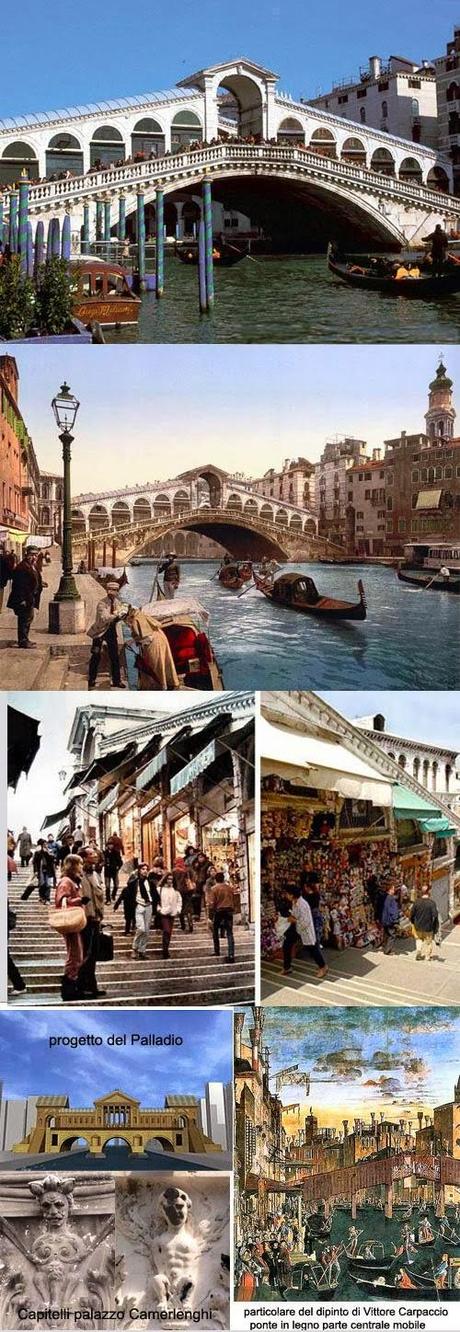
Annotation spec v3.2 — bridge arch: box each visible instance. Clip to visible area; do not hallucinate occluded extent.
[370,145,395,176]
[259,503,274,522]
[171,109,202,151]
[101,1135,134,1152]
[133,497,152,523]
[274,508,289,526]
[309,127,337,158]
[153,493,172,518]
[173,488,191,515]
[60,1135,91,1153]
[131,117,165,159]
[427,165,449,192]
[277,117,305,145]
[88,503,109,531]
[216,71,265,139]
[145,1135,175,1152]
[126,510,291,561]
[46,132,84,179]
[289,513,302,530]
[226,493,243,511]
[71,509,87,534]
[244,497,259,515]
[399,155,423,184]
[90,124,125,168]
[111,499,131,527]
[1,139,38,185]
[341,136,367,167]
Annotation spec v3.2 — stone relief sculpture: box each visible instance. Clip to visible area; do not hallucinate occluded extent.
[0,1174,115,1329]
[116,1175,230,1329]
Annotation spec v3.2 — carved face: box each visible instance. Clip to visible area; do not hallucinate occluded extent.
[40,1192,70,1230]
[159,1187,192,1228]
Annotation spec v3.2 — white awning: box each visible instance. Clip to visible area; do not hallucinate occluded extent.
[260,717,393,806]
[415,489,442,510]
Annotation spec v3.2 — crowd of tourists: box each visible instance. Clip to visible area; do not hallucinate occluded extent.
[7,826,239,1002]
[274,864,441,978]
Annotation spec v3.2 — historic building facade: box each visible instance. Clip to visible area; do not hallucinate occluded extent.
[315,436,369,543]
[383,359,460,551]
[435,27,460,194]
[251,458,316,510]
[311,54,438,150]
[0,357,35,553]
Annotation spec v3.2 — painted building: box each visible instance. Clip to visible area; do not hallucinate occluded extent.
[38,472,64,540]
[434,27,460,194]
[346,450,387,554]
[310,55,438,151]
[383,359,460,551]
[251,458,316,510]
[234,1009,286,1235]
[0,356,35,554]
[315,436,369,543]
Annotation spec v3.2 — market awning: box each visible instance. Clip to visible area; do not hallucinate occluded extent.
[136,741,171,791]
[170,740,217,795]
[392,784,441,820]
[415,489,442,510]
[7,706,40,789]
[41,795,80,829]
[415,815,457,836]
[260,717,393,806]
[82,742,138,785]
[97,784,120,815]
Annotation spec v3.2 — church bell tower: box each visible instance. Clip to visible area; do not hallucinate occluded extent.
[425,359,456,441]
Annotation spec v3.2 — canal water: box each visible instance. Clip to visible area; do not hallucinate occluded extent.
[242,1206,457,1302]
[105,256,460,344]
[123,561,459,691]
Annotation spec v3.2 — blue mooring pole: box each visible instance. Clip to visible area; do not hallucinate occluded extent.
[202,176,214,308]
[0,197,4,247]
[198,219,207,313]
[9,192,19,253]
[34,220,44,277]
[26,222,33,276]
[103,197,111,258]
[18,176,29,275]
[83,203,90,252]
[136,189,146,291]
[96,199,103,248]
[155,188,164,297]
[61,212,71,260]
[50,217,60,258]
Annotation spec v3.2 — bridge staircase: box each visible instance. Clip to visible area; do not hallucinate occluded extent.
[8,868,255,1007]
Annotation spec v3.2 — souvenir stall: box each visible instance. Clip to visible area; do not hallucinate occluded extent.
[260,715,394,959]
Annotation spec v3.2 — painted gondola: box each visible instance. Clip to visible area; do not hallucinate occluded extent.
[397,568,460,594]
[176,243,247,267]
[327,253,460,297]
[253,571,367,621]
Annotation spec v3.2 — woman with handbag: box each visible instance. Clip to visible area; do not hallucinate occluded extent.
[78,848,107,1000]
[52,855,86,1002]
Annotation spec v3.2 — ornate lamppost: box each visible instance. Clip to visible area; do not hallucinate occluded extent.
[48,382,86,634]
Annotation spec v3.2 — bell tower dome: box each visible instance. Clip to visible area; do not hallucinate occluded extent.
[425,358,456,441]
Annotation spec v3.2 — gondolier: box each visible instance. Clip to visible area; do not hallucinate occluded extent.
[158,552,180,599]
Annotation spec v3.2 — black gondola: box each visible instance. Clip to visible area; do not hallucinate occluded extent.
[397,568,460,594]
[176,243,248,267]
[327,244,460,297]
[254,571,367,621]
[353,1273,458,1299]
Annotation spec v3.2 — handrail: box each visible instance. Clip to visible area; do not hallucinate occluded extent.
[11,143,460,215]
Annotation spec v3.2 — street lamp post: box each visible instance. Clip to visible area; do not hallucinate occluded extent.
[48,382,86,635]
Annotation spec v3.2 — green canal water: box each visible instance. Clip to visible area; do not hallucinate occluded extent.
[105,255,460,344]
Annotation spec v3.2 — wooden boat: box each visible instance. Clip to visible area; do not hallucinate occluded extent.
[353,1272,457,1299]
[253,570,367,621]
[346,1242,394,1274]
[136,595,224,691]
[176,242,247,267]
[218,561,253,590]
[327,245,460,297]
[397,568,460,594]
[69,258,141,327]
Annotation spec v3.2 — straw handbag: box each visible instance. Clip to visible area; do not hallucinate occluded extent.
[48,905,86,935]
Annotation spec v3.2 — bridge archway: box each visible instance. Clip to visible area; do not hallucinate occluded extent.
[133,497,152,523]
[427,165,449,192]
[1,140,38,185]
[400,155,423,184]
[90,125,125,168]
[112,500,131,527]
[171,110,202,151]
[131,117,165,160]
[226,493,243,511]
[341,136,367,167]
[128,511,290,561]
[145,1135,175,1152]
[88,503,109,531]
[216,73,264,139]
[153,494,172,518]
[371,146,395,176]
[277,117,305,145]
[71,509,87,534]
[60,1136,90,1153]
[101,1136,134,1152]
[173,489,191,515]
[309,127,337,159]
[46,133,83,179]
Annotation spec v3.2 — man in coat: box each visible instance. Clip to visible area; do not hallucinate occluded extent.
[7,549,39,647]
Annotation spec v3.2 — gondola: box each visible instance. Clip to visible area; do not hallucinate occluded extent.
[352,1273,457,1298]
[253,570,367,621]
[128,592,224,691]
[397,568,460,594]
[176,243,248,267]
[347,1243,395,1275]
[218,561,253,590]
[327,245,460,297]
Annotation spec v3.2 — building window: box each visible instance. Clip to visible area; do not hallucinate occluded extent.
[398,518,407,532]
[387,497,393,510]
[360,107,366,123]
[357,88,367,99]
[381,100,388,119]
[445,466,453,478]
[408,78,421,89]
[412,469,419,481]
[411,98,420,117]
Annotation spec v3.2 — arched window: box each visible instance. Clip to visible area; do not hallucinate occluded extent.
[171,109,202,150]
[277,117,305,145]
[46,132,83,179]
[90,125,125,169]
[360,107,366,124]
[381,100,388,119]
[411,98,420,117]
[1,140,38,185]
[131,117,165,159]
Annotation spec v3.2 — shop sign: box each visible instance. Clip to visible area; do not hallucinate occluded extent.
[170,740,216,795]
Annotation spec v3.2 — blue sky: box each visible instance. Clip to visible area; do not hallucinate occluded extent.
[320,691,460,750]
[241,1006,460,1125]
[11,345,457,494]
[0,1009,232,1103]
[1,2,456,117]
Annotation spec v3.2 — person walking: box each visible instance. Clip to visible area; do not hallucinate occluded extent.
[87,581,129,688]
[113,875,137,935]
[7,902,26,996]
[131,864,153,959]
[158,872,182,959]
[410,885,440,961]
[148,856,164,920]
[78,847,106,998]
[380,885,400,954]
[208,871,236,964]
[172,857,195,934]
[29,838,56,903]
[7,548,39,648]
[103,835,124,903]
[282,886,328,978]
[18,827,33,867]
[54,854,85,1002]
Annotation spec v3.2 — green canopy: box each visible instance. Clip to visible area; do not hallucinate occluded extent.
[416,815,457,836]
[392,784,441,820]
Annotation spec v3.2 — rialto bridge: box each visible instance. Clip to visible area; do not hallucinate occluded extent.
[1,59,459,249]
[12,1090,220,1157]
[70,464,321,561]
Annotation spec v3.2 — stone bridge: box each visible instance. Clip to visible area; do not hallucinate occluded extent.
[72,508,336,562]
[1,58,458,248]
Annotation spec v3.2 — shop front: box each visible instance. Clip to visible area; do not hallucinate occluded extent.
[140,798,164,865]
[260,716,394,958]
[117,793,140,864]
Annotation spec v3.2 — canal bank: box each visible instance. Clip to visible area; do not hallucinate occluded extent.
[0,548,125,690]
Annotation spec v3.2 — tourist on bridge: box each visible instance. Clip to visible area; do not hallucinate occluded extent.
[282,886,328,979]
[6,548,39,649]
[78,847,106,999]
[132,865,153,959]
[87,580,129,689]
[103,833,124,903]
[410,885,440,961]
[158,872,183,959]
[54,854,85,1003]
[18,826,33,867]
[148,856,164,917]
[209,871,236,965]
[113,872,138,935]
[172,857,195,933]
[380,884,400,954]
[25,838,56,904]
[158,552,181,599]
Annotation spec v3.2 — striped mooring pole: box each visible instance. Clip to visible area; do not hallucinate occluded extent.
[118,191,126,241]
[103,197,111,258]
[9,191,19,253]
[83,203,90,252]
[136,189,146,290]
[155,188,164,297]
[198,219,207,313]
[18,175,29,275]
[202,176,214,308]
[34,220,44,277]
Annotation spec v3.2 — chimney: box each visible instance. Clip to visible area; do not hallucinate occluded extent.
[418,1112,424,1129]
[372,448,382,461]
[369,56,381,79]
[370,1112,376,1125]
[234,1012,244,1061]
[343,1119,349,1136]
